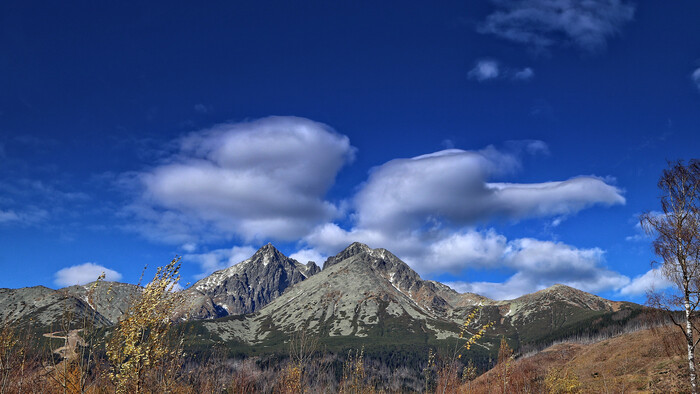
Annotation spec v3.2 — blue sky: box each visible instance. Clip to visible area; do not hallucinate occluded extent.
[1,1,699,302]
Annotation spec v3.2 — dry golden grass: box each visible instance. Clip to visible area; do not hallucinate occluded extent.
[467,324,689,393]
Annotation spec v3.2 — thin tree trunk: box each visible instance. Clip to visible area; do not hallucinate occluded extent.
[686,296,698,394]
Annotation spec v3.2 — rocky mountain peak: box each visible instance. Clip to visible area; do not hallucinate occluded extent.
[544,283,571,291]
[250,243,287,265]
[322,242,372,269]
[304,261,321,276]
[183,243,320,319]
[533,283,600,301]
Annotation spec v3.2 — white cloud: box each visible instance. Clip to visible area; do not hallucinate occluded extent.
[181,242,197,253]
[302,224,629,299]
[468,60,534,82]
[469,60,501,81]
[183,245,257,279]
[353,146,624,232]
[626,211,663,242]
[0,210,20,223]
[127,116,355,244]
[449,238,630,300]
[446,239,631,300]
[54,263,123,287]
[0,207,49,225]
[692,68,700,91]
[289,249,327,265]
[505,238,629,291]
[426,230,508,271]
[619,268,674,296]
[194,104,209,114]
[0,179,87,227]
[479,0,635,52]
[513,67,535,81]
[625,222,648,242]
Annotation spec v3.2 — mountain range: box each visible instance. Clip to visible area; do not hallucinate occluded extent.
[0,242,643,358]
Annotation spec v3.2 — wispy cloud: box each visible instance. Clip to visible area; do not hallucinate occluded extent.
[513,67,535,81]
[0,179,86,227]
[194,104,210,114]
[478,0,635,52]
[625,211,662,242]
[54,262,123,287]
[619,268,673,296]
[468,59,534,82]
[183,245,257,279]
[468,59,501,81]
[692,68,700,91]
[0,207,48,225]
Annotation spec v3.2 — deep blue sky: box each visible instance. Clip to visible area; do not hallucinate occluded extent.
[1,1,699,302]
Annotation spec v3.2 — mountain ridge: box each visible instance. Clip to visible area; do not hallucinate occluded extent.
[190,242,642,354]
[0,242,643,359]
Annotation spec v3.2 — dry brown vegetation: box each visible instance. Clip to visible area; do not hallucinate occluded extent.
[467,324,689,393]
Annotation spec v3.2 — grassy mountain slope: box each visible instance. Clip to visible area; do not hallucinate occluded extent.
[468,324,689,393]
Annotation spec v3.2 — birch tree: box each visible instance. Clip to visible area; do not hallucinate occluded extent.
[643,159,700,393]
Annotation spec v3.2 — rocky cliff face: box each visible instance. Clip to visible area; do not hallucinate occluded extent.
[180,243,320,319]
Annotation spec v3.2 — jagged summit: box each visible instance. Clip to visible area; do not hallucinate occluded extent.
[322,242,372,269]
[255,242,283,257]
[181,243,320,318]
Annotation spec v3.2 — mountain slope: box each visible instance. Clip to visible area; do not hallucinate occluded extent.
[491,284,639,344]
[0,286,112,330]
[60,281,142,324]
[468,324,687,393]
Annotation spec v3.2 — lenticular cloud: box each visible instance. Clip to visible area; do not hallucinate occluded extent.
[135,116,355,242]
[354,147,625,232]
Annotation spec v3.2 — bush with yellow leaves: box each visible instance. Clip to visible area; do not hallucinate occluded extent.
[0,321,29,394]
[435,307,494,394]
[545,366,582,394]
[339,347,375,394]
[106,257,185,393]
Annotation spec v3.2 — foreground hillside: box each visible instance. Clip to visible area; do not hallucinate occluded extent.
[467,323,688,393]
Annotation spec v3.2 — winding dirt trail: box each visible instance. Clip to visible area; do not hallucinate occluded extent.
[42,329,86,373]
